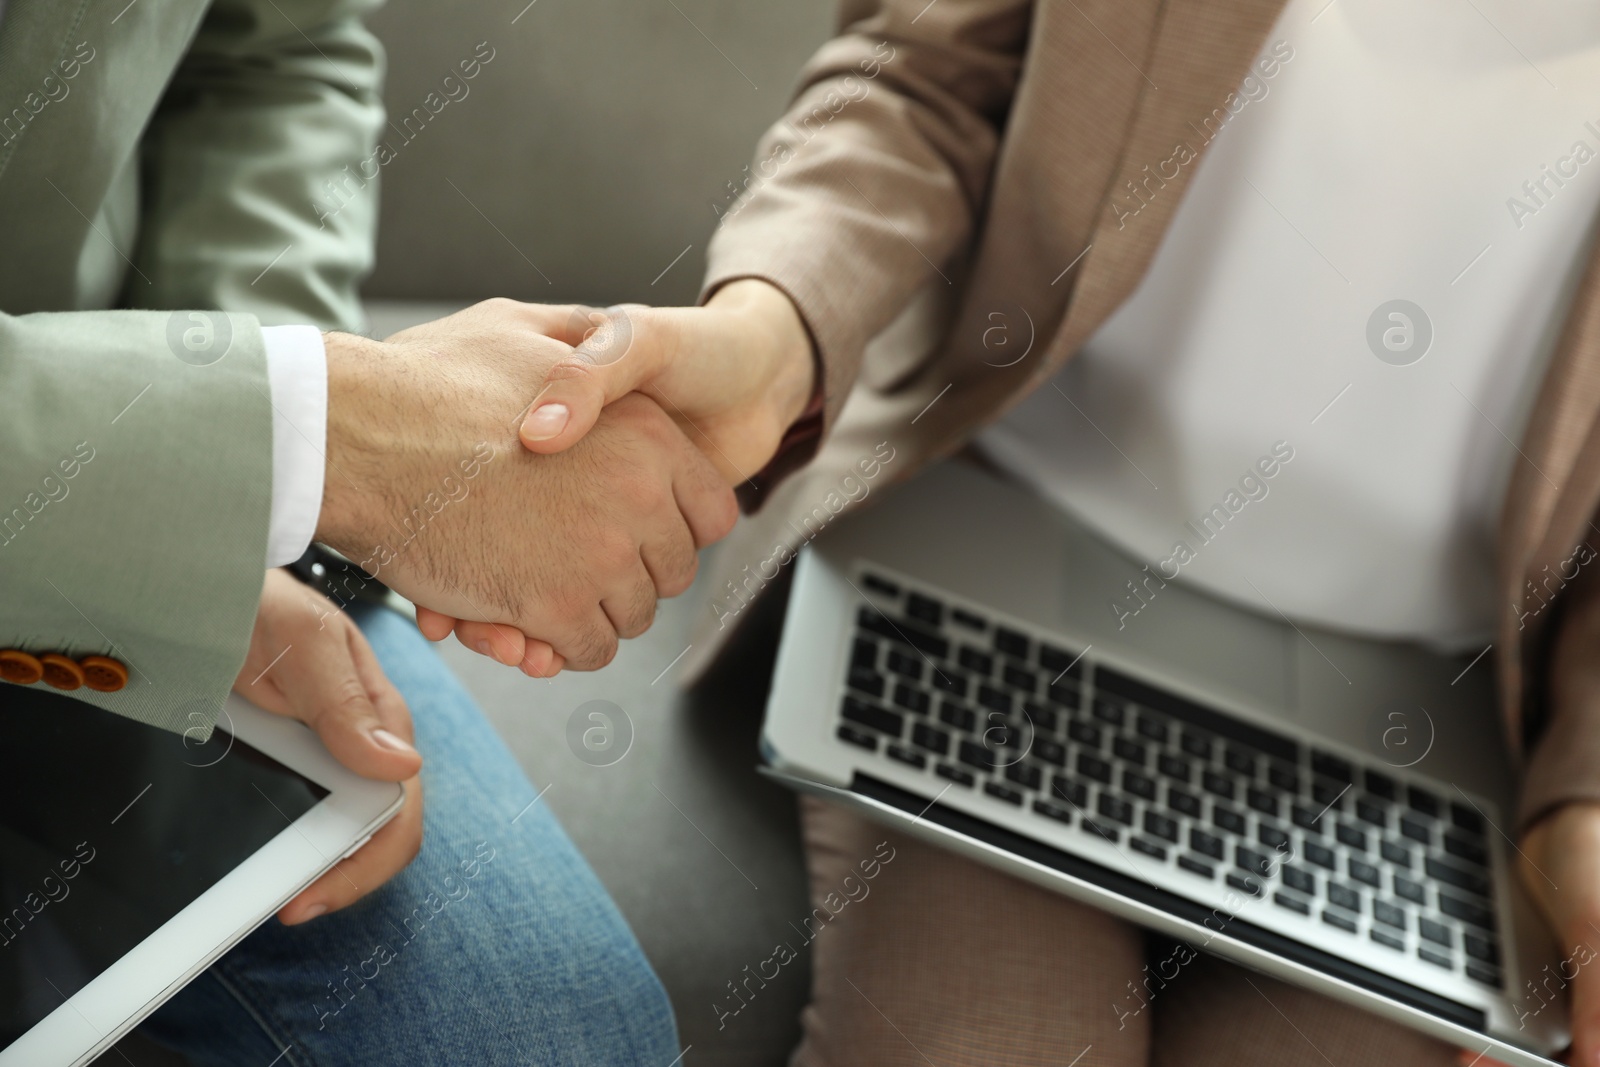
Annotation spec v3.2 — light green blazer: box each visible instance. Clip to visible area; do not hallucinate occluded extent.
[0,0,383,735]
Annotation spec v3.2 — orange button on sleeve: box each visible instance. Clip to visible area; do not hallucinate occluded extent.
[80,655,129,693]
[0,650,43,686]
[39,654,85,691]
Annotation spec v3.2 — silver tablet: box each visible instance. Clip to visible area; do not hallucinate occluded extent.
[0,689,405,1067]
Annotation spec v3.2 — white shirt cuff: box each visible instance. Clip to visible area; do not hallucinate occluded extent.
[261,325,328,569]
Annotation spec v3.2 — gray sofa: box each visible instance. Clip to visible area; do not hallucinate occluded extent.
[109,2,839,1063]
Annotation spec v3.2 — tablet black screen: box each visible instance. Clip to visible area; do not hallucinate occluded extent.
[0,687,328,1048]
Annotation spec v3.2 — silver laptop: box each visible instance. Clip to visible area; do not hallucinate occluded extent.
[761,458,1566,1067]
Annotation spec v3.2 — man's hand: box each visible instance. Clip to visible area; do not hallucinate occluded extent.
[234,569,423,925]
[1521,802,1600,1065]
[516,279,817,484]
[314,300,738,673]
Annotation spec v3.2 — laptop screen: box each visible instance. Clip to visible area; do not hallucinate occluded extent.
[0,687,329,1048]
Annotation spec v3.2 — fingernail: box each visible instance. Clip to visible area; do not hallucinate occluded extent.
[476,639,491,656]
[301,903,327,922]
[524,404,569,441]
[371,728,417,756]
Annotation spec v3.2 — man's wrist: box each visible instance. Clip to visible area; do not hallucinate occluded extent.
[314,330,388,555]
[707,278,816,434]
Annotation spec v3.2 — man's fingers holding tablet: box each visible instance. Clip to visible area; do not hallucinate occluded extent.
[279,775,424,924]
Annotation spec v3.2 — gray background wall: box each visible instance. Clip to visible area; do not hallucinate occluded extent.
[364,0,836,308]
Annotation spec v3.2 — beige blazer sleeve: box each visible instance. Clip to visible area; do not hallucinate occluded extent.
[702,0,1032,438]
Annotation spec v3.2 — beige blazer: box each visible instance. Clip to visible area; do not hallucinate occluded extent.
[690,0,1600,831]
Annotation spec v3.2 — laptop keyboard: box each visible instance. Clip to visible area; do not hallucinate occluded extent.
[835,568,1505,990]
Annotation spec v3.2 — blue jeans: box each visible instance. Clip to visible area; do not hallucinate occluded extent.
[139,604,681,1066]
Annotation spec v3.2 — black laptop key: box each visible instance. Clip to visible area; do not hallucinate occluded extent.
[1098,794,1134,826]
[1178,855,1216,879]
[1310,751,1353,784]
[1225,748,1256,776]
[1365,770,1397,801]
[1168,788,1202,818]
[1380,841,1412,868]
[847,667,886,698]
[905,593,944,627]
[1407,786,1441,817]
[1227,873,1263,897]
[886,648,924,680]
[1281,866,1315,895]
[951,608,986,631]
[1113,737,1147,765]
[1418,946,1454,970]
[1003,664,1037,692]
[1212,806,1246,835]
[1246,788,1278,817]
[1356,799,1388,828]
[1136,715,1169,743]
[837,724,878,751]
[1371,929,1406,952]
[938,701,976,732]
[1326,883,1361,913]
[856,608,949,658]
[1335,824,1367,851]
[1144,811,1179,842]
[862,573,900,597]
[1021,702,1059,733]
[1092,667,1300,762]
[1304,842,1337,870]
[1466,964,1503,988]
[1180,731,1213,759]
[959,646,994,675]
[891,684,930,716]
[984,781,1024,806]
[1348,858,1381,887]
[1373,900,1407,930]
[1450,803,1485,836]
[1032,737,1068,768]
[1190,828,1225,860]
[1130,837,1167,860]
[1425,858,1489,898]
[1463,934,1500,965]
[1443,833,1488,867]
[1257,824,1290,851]
[851,636,879,669]
[1005,762,1042,791]
[1038,642,1082,678]
[1158,754,1192,783]
[1292,805,1325,832]
[1032,799,1073,825]
[1123,770,1157,801]
[1268,765,1300,793]
[994,626,1030,659]
[1400,814,1432,844]
[1236,845,1273,878]
[1322,910,1359,933]
[1080,818,1120,844]
[936,763,975,787]
[1046,682,1082,708]
[958,740,997,771]
[886,744,927,769]
[911,722,950,756]
[843,696,904,736]
[1274,892,1311,915]
[1077,753,1113,784]
[930,671,969,697]
[977,685,1012,715]
[1393,874,1427,905]
[1052,775,1088,808]
[1419,918,1452,946]
[1092,698,1126,727]
[1312,780,1349,808]
[1202,771,1236,800]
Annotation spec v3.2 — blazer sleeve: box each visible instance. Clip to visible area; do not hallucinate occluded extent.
[0,0,385,738]
[701,0,1032,441]
[1520,551,1600,831]
[129,0,387,331]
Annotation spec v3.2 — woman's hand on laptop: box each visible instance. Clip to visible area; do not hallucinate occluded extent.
[233,569,424,924]
[1519,801,1600,1066]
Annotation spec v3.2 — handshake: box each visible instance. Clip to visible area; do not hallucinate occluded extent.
[312,279,816,675]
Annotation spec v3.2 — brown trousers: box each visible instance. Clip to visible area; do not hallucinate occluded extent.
[790,796,1461,1067]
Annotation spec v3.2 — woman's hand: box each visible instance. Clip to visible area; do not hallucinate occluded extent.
[234,569,424,924]
[1520,801,1600,1065]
